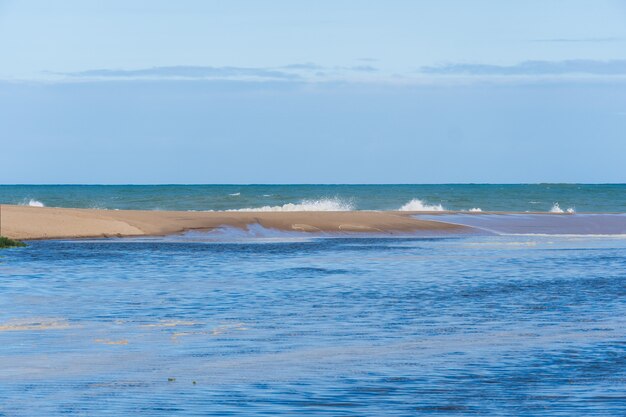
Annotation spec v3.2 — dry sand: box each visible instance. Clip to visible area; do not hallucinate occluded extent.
[0,205,466,240]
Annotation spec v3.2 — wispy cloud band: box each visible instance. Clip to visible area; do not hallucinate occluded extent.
[531,37,623,43]
[57,63,379,82]
[63,65,300,80]
[27,59,626,85]
[420,59,626,76]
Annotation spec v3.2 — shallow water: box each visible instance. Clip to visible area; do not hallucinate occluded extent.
[1,233,625,416]
[416,213,626,236]
[1,183,625,212]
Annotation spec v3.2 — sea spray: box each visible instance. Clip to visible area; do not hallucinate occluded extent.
[20,199,45,207]
[399,199,445,211]
[550,203,575,214]
[228,198,354,212]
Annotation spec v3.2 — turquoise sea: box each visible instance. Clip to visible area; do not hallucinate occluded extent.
[1,184,626,416]
[1,184,625,212]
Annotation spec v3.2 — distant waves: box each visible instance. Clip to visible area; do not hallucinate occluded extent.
[227,198,354,212]
[1,184,615,212]
[18,199,45,207]
[10,196,579,213]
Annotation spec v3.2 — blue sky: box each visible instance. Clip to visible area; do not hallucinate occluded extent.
[1,0,625,183]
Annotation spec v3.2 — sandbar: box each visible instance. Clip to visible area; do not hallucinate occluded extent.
[0,205,466,240]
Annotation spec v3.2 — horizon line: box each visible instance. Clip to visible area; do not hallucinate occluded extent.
[1,183,625,186]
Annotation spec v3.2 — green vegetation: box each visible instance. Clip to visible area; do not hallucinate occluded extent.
[0,236,26,249]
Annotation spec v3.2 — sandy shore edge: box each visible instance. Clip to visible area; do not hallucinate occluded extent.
[0,205,467,240]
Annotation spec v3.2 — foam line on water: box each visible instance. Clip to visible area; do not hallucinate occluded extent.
[226,198,354,212]
[397,199,482,212]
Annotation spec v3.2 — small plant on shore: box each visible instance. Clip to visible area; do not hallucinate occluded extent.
[0,236,26,249]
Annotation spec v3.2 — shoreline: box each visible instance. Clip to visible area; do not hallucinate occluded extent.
[0,205,469,240]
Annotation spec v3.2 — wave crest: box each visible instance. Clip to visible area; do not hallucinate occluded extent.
[20,199,45,207]
[228,198,354,212]
[550,203,575,214]
[399,199,445,212]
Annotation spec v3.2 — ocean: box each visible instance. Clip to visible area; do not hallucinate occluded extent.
[1,183,625,212]
[1,184,626,416]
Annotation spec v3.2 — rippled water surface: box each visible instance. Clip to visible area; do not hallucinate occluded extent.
[1,234,625,416]
[1,184,625,212]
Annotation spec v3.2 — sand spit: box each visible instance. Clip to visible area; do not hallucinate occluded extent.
[0,205,466,240]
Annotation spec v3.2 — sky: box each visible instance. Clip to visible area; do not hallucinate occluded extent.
[1,0,625,183]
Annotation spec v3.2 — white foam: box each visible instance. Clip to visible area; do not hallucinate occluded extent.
[469,208,483,212]
[550,203,563,213]
[182,224,315,242]
[399,199,445,212]
[229,192,241,196]
[228,198,354,212]
[20,199,45,207]
[550,203,575,214]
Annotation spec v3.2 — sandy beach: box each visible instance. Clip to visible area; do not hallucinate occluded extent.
[0,205,466,240]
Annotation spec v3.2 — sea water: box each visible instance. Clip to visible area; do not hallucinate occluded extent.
[1,184,625,212]
[1,185,626,415]
[1,230,626,416]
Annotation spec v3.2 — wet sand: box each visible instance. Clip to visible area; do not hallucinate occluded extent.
[0,205,466,240]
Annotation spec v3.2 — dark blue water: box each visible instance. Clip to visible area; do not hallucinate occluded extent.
[1,233,625,416]
[1,184,625,212]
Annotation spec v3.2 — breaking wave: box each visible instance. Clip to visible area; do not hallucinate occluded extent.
[20,199,45,207]
[550,203,575,214]
[227,198,354,212]
[399,199,445,212]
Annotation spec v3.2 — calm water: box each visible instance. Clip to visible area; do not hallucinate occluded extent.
[1,231,625,416]
[1,184,625,212]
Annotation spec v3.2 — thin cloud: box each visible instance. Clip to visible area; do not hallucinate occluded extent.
[279,63,378,72]
[420,60,626,75]
[344,65,378,72]
[280,63,323,70]
[63,65,300,80]
[531,37,622,43]
[57,63,379,82]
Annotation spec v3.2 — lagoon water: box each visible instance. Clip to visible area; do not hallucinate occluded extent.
[1,230,626,416]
